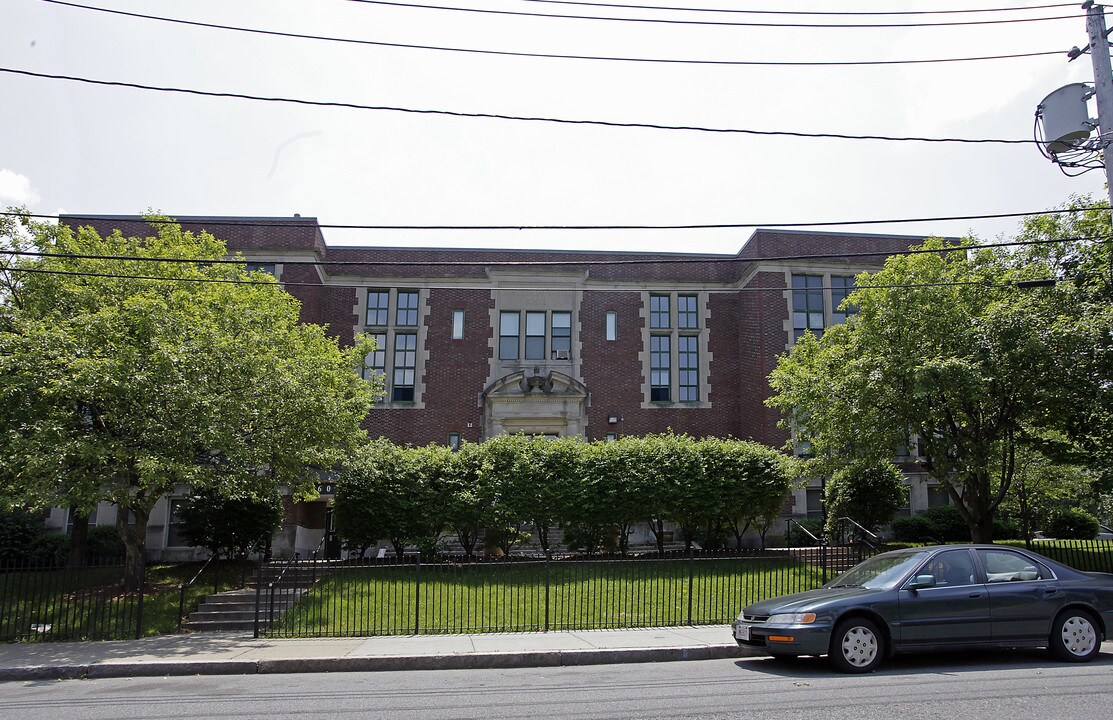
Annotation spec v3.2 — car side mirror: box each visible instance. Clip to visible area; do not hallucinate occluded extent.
[907,574,936,590]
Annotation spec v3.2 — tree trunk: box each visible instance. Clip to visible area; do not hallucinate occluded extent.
[66,509,89,568]
[116,505,150,591]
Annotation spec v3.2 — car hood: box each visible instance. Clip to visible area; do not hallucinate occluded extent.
[743,586,886,617]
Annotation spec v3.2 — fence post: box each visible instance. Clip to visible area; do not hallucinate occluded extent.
[135,559,146,640]
[821,536,828,586]
[544,555,551,633]
[414,554,421,635]
[687,546,694,626]
[253,560,264,639]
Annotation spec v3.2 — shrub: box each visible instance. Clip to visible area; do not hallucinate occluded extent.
[84,525,125,561]
[890,514,935,543]
[1045,508,1100,539]
[0,509,67,565]
[824,461,905,537]
[784,518,825,547]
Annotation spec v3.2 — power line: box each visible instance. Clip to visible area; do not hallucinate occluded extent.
[3,234,1108,269]
[0,67,1042,145]
[37,1,1067,67]
[10,204,1103,231]
[522,0,1080,17]
[0,265,1054,294]
[342,0,1080,28]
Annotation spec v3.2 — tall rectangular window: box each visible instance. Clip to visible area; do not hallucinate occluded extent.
[650,335,671,402]
[792,274,825,343]
[831,275,857,325]
[452,309,465,339]
[551,312,571,358]
[364,332,387,381]
[499,311,520,360]
[447,433,461,451]
[677,295,698,329]
[392,332,417,402]
[367,291,390,326]
[650,294,670,329]
[525,311,546,360]
[166,499,188,547]
[396,291,419,326]
[678,335,699,402]
[605,311,617,341]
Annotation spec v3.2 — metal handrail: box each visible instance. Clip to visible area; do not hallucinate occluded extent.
[177,553,218,632]
[833,516,882,551]
[786,518,822,545]
[256,535,328,637]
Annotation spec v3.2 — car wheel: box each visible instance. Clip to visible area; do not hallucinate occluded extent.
[1049,609,1101,662]
[829,617,884,673]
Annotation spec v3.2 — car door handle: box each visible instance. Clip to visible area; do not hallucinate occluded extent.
[1039,587,1058,596]
[968,592,982,598]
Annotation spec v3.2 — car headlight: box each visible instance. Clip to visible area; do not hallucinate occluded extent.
[766,612,817,625]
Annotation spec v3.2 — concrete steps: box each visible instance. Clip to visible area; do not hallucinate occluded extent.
[184,574,311,633]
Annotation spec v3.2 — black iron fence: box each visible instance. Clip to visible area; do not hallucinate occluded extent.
[1022,539,1113,574]
[0,559,144,642]
[256,547,875,638]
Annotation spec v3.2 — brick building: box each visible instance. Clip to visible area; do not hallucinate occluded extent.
[51,216,944,558]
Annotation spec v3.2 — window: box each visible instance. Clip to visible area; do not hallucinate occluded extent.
[525,311,546,360]
[452,310,465,340]
[922,549,977,587]
[806,487,823,519]
[364,332,387,382]
[678,335,699,402]
[166,498,188,547]
[650,294,670,329]
[499,311,520,360]
[392,333,417,402]
[244,262,276,277]
[977,549,1047,582]
[396,291,419,326]
[650,335,671,402]
[606,311,617,341]
[896,487,912,517]
[66,505,99,534]
[678,294,698,329]
[644,293,705,405]
[366,291,390,326]
[551,312,571,359]
[498,311,573,360]
[927,485,952,508]
[792,274,825,342]
[447,433,461,451]
[831,275,857,325]
[605,432,618,442]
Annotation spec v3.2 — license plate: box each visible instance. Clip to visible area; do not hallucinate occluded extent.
[735,624,751,641]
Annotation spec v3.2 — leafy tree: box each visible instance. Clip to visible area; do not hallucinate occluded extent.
[1001,448,1095,540]
[0,213,379,586]
[441,442,488,560]
[768,236,1105,543]
[177,487,284,559]
[1045,508,1100,539]
[823,460,905,538]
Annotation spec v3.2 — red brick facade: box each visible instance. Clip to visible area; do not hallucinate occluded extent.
[62,215,923,449]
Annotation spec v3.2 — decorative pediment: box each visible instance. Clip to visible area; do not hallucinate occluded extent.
[483,369,588,400]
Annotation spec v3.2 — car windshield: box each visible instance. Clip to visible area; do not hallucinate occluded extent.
[825,551,931,590]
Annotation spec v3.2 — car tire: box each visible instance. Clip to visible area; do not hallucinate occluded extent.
[829,617,884,673]
[1049,609,1101,662]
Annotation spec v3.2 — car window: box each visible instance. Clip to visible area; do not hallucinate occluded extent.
[976,549,1046,582]
[827,551,930,589]
[917,549,977,587]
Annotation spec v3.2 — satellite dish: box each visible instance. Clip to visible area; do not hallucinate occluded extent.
[1037,83,1093,154]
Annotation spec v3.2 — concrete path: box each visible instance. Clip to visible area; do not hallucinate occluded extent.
[0,625,744,681]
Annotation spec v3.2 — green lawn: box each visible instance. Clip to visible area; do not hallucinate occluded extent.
[268,555,825,637]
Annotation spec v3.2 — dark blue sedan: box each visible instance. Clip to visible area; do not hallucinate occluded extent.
[732,545,1113,673]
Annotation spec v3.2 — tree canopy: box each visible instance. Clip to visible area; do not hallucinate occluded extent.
[768,215,1111,543]
[0,212,380,585]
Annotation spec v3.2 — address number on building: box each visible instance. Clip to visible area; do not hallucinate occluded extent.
[315,482,337,495]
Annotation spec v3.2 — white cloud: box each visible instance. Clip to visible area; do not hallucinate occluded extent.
[0,169,41,206]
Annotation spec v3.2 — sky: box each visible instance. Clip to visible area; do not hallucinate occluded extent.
[1,0,1110,254]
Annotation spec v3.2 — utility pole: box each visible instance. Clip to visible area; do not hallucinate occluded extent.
[1084,1,1113,209]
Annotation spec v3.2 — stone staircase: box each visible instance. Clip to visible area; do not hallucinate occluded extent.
[183,561,323,633]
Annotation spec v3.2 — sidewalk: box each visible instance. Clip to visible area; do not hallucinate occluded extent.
[0,625,744,681]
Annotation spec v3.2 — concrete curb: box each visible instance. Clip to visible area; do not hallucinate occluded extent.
[0,644,746,681]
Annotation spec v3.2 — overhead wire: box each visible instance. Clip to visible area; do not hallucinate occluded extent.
[11,204,1106,230]
[36,1,1067,67]
[4,234,1109,268]
[0,68,1045,145]
[340,0,1081,28]
[520,0,1081,17]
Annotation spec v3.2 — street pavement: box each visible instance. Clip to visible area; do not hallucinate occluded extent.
[0,625,745,681]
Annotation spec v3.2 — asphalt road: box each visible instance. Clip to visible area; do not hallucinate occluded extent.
[2,650,1112,720]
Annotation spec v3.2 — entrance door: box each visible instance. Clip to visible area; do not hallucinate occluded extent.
[324,507,341,560]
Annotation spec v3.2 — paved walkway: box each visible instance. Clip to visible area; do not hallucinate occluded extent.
[0,625,744,681]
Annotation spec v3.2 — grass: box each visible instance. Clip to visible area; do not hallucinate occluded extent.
[268,554,826,637]
[0,559,254,642]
